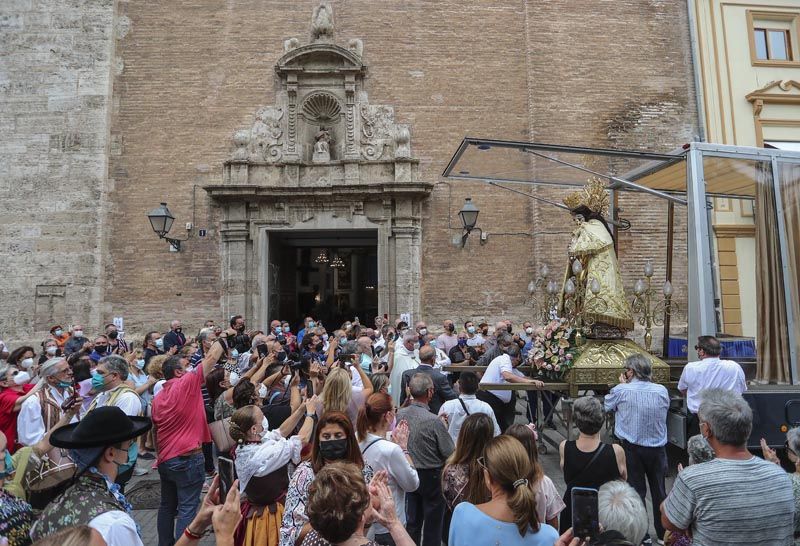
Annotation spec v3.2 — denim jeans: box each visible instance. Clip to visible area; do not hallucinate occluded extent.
[157,452,205,546]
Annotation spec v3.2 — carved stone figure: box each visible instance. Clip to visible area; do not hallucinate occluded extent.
[283,37,299,53]
[313,126,332,163]
[311,2,334,41]
[347,38,363,57]
[250,106,284,162]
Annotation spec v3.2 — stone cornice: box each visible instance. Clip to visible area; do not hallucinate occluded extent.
[203,182,434,202]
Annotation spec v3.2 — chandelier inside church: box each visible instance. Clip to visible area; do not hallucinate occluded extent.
[314,249,329,264]
[329,254,345,269]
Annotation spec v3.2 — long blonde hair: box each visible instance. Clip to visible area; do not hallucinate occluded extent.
[321,367,352,414]
[484,435,539,536]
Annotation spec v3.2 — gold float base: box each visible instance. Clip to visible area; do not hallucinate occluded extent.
[564,338,670,397]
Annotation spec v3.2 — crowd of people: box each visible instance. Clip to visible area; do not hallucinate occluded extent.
[0,317,798,546]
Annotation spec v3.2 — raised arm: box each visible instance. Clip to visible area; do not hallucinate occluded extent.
[352,363,373,399]
[201,340,226,378]
[12,380,44,412]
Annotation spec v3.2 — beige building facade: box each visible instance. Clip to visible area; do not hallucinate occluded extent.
[692,0,800,339]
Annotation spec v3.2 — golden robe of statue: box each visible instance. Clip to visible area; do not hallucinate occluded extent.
[558,179,634,333]
[560,218,635,332]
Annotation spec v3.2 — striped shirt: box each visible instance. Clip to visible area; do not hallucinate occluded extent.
[603,379,669,447]
[663,457,794,546]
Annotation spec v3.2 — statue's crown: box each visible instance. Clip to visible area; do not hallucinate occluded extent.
[563,177,610,216]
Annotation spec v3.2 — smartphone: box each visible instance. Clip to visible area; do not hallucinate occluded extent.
[218,456,236,500]
[257,344,269,358]
[571,487,599,539]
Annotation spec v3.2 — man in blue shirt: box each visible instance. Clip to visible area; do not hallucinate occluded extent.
[604,354,670,545]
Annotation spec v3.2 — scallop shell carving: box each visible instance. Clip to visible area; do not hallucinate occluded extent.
[302,92,342,121]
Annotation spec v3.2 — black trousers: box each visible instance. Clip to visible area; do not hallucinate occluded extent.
[622,441,668,540]
[406,467,445,546]
[476,390,516,432]
[526,390,556,425]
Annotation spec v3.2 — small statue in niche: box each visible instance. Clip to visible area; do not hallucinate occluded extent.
[313,126,332,163]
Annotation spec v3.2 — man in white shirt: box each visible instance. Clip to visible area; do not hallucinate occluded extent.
[389,331,419,406]
[17,357,77,446]
[678,335,746,436]
[478,344,543,431]
[464,321,485,347]
[438,371,500,441]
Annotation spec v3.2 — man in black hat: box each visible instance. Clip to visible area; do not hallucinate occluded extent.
[30,405,152,546]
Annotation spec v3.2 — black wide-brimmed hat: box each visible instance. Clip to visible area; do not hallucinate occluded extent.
[50,406,152,449]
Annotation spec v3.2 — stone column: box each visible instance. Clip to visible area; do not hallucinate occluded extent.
[219,203,250,319]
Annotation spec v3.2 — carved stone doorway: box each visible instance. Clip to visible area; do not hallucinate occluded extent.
[204,3,432,328]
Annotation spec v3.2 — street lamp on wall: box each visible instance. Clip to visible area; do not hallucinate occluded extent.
[458,197,483,247]
[147,202,187,252]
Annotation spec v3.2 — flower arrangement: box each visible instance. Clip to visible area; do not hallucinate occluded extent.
[529,318,579,381]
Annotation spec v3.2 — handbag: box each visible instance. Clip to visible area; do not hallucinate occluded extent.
[209,418,235,452]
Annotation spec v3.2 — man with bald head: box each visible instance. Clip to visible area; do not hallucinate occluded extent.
[400,344,456,413]
[162,319,186,352]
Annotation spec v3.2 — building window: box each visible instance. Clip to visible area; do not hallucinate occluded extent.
[747,10,800,65]
[754,28,791,60]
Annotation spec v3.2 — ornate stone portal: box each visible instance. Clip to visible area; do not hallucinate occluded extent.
[204,3,432,325]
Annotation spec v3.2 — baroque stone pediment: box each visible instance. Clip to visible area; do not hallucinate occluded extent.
[208,2,428,203]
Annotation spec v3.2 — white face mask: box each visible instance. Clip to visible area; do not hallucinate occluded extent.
[73,330,84,338]
[20,358,34,370]
[258,384,268,399]
[260,417,270,438]
[229,372,240,387]
[46,346,57,355]
[13,371,31,385]
[525,327,534,335]
[418,328,428,336]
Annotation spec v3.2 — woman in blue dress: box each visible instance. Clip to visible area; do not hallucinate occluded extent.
[448,435,559,546]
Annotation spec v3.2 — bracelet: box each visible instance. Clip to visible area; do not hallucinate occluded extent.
[305,412,316,418]
[183,526,204,540]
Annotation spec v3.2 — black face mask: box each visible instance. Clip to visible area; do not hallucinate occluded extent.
[318,438,348,461]
[236,324,245,332]
[107,331,118,340]
[176,328,182,334]
[447,324,455,332]
[315,342,324,352]
[276,351,287,362]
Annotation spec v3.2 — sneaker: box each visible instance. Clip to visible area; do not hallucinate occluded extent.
[133,466,149,476]
[139,451,155,460]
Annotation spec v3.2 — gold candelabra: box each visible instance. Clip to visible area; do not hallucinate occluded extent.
[528,264,560,324]
[630,260,677,353]
[561,257,609,346]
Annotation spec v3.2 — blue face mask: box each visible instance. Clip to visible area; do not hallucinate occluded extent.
[283,326,290,333]
[57,380,73,389]
[0,451,14,479]
[308,321,316,328]
[135,359,145,370]
[458,339,467,347]
[91,372,105,391]
[231,349,239,359]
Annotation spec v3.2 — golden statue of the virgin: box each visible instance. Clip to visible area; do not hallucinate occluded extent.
[559,178,634,335]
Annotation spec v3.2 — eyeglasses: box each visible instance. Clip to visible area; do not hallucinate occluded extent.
[477,456,487,469]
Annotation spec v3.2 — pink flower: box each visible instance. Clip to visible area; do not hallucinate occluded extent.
[554,364,561,371]
[566,353,573,359]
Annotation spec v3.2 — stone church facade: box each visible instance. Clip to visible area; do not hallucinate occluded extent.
[1,0,698,343]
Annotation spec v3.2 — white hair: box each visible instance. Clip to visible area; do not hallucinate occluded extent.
[402,331,417,345]
[598,481,648,545]
[40,357,67,378]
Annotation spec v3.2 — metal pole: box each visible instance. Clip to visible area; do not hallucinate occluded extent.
[771,157,799,384]
[686,147,716,358]
[663,201,675,358]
